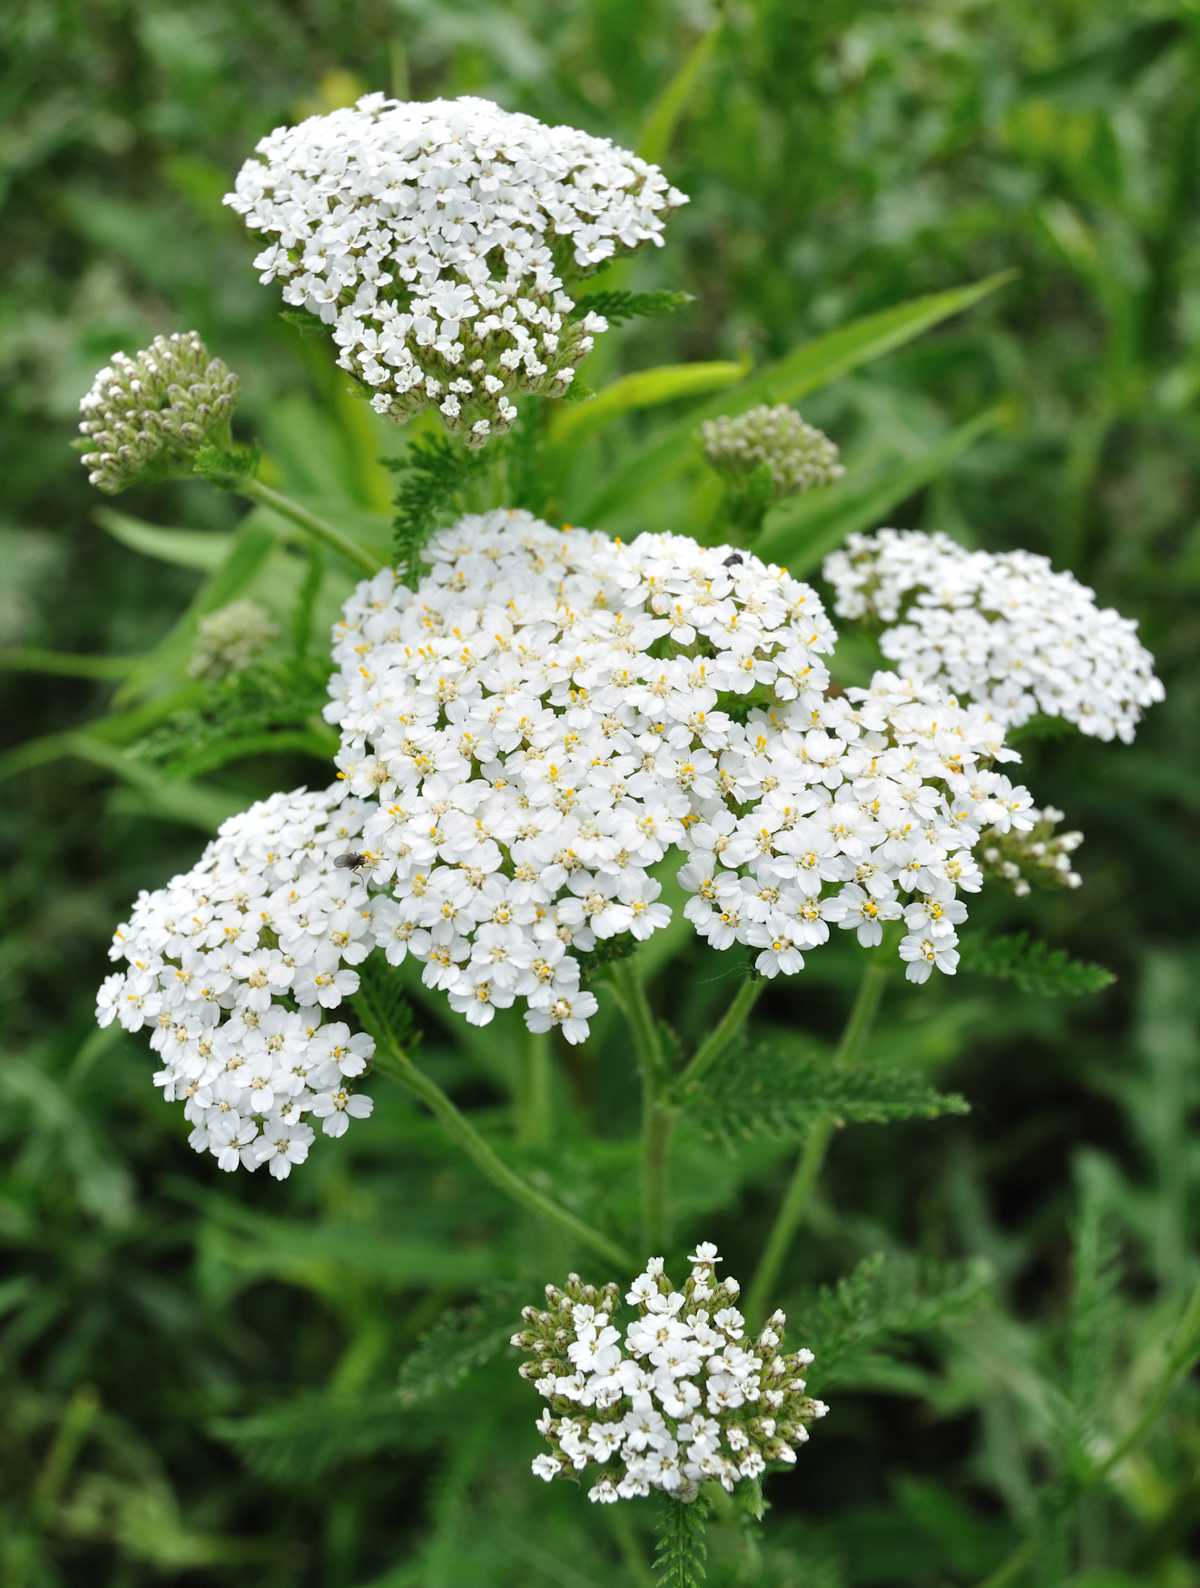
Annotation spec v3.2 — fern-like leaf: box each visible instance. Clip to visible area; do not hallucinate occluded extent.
[213,1393,420,1484]
[396,1285,524,1407]
[958,932,1115,998]
[1052,1183,1122,1477]
[134,657,333,777]
[675,1043,968,1149]
[387,435,488,585]
[798,1253,993,1388]
[569,288,694,326]
[654,1493,709,1588]
[353,958,420,1058]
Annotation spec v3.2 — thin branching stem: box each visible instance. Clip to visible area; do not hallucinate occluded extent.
[375,1045,632,1269]
[745,958,891,1322]
[239,476,383,575]
[674,975,765,1096]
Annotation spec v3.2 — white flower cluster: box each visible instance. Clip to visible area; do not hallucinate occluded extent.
[189,598,279,681]
[326,510,1038,1024]
[701,404,844,498]
[78,331,240,494]
[823,529,1163,743]
[96,786,376,1177]
[513,1243,827,1503]
[225,94,687,443]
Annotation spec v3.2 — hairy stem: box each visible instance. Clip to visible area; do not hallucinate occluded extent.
[745,958,890,1322]
[376,1046,631,1269]
[611,957,671,1253]
[239,475,383,575]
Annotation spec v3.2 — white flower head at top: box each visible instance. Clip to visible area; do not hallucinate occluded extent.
[823,528,1163,743]
[96,785,376,1178]
[325,509,1040,1043]
[513,1243,827,1504]
[225,94,687,443]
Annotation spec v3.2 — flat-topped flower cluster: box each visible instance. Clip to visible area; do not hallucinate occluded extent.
[225,94,687,441]
[326,510,1037,1020]
[513,1243,827,1503]
[823,529,1163,743]
[96,786,375,1177]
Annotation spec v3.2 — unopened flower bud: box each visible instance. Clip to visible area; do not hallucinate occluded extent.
[701,404,844,499]
[188,599,278,682]
[78,331,241,494]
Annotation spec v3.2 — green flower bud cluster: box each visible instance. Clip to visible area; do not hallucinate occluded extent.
[188,599,279,682]
[981,804,1083,897]
[701,405,844,500]
[78,332,240,494]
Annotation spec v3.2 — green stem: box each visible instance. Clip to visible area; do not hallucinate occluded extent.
[745,959,890,1323]
[32,1385,100,1520]
[0,647,141,680]
[239,476,383,575]
[611,957,671,1253]
[376,1046,631,1269]
[515,1027,553,1149]
[674,975,765,1097]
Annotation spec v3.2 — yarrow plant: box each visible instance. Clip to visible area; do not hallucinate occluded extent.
[823,528,1164,743]
[225,94,687,441]
[66,84,1168,1573]
[513,1243,827,1503]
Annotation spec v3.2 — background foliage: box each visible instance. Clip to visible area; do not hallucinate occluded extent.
[3,2,1198,1584]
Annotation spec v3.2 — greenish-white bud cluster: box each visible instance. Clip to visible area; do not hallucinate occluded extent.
[701,405,844,499]
[981,804,1083,897]
[188,599,279,682]
[78,332,240,494]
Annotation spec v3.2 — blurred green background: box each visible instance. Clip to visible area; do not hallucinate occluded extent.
[3,2,1198,1585]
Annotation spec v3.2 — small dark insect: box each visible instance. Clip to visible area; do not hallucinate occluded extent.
[334,851,370,871]
[722,552,744,567]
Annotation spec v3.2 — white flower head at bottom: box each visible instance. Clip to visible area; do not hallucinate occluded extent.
[512,1245,827,1503]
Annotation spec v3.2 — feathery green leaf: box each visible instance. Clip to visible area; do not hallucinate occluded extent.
[653,1493,709,1588]
[798,1253,994,1388]
[396,1286,525,1407]
[353,958,420,1059]
[213,1393,421,1484]
[132,656,334,777]
[568,289,694,326]
[958,932,1115,997]
[387,435,488,585]
[674,1042,969,1148]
